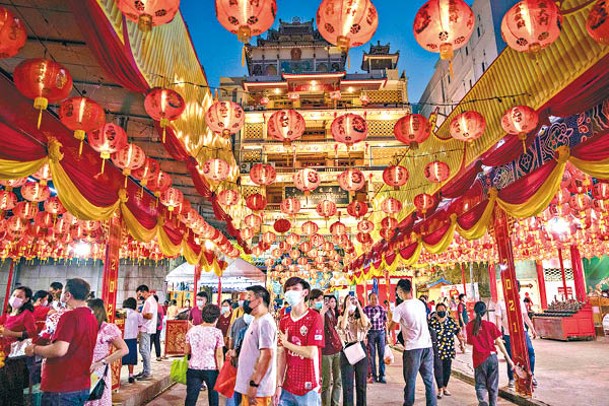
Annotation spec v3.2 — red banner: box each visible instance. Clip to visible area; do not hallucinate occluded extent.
[2,261,15,314]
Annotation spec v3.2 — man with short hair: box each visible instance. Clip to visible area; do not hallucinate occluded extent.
[48,281,63,311]
[309,289,324,312]
[388,279,436,406]
[189,291,209,326]
[235,285,277,406]
[26,278,98,405]
[136,284,157,380]
[363,292,388,383]
[276,277,324,406]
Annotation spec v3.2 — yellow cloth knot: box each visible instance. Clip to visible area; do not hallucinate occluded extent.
[488,187,498,199]
[450,213,458,223]
[556,145,571,163]
[157,216,166,227]
[47,138,64,162]
[118,188,129,203]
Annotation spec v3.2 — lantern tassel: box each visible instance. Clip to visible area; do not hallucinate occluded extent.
[522,139,527,154]
[124,175,128,188]
[101,159,106,174]
[78,140,84,156]
[449,59,454,78]
[37,108,43,130]
[241,44,246,67]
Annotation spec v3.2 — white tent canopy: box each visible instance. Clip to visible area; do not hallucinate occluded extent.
[165,258,265,290]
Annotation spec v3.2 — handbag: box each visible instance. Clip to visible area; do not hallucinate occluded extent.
[170,356,188,385]
[8,338,32,359]
[88,364,108,401]
[343,341,366,365]
[214,357,237,398]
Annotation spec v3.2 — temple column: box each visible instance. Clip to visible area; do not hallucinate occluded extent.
[535,261,548,310]
[101,215,121,323]
[570,245,587,302]
[488,263,498,303]
[558,248,569,300]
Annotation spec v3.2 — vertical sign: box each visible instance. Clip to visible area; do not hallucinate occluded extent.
[2,260,15,314]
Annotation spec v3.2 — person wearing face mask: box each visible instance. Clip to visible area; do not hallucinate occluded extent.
[320,295,342,406]
[189,291,209,326]
[134,284,157,380]
[225,302,254,406]
[309,289,324,312]
[0,286,37,406]
[32,290,51,325]
[48,282,63,312]
[428,303,464,399]
[217,299,232,351]
[276,277,325,406]
[230,292,247,327]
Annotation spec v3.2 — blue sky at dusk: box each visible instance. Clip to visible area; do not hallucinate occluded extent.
[181,1,455,103]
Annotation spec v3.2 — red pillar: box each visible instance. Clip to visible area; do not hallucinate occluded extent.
[570,245,587,302]
[2,260,15,314]
[557,248,569,300]
[488,263,498,303]
[535,261,548,310]
[493,207,533,396]
[217,276,222,306]
[193,263,202,296]
[101,216,121,324]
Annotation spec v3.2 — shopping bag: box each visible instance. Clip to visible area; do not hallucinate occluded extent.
[214,358,237,398]
[383,344,395,365]
[343,341,366,365]
[170,356,188,385]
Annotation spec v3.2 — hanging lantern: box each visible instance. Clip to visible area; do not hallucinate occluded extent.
[289,249,301,260]
[148,170,173,197]
[112,143,146,186]
[205,100,245,139]
[215,0,277,44]
[381,216,398,230]
[587,1,609,45]
[286,233,301,246]
[31,164,52,187]
[0,7,26,58]
[338,168,366,193]
[0,190,17,211]
[250,163,276,186]
[132,158,161,188]
[293,168,321,194]
[501,106,540,153]
[381,197,402,215]
[449,111,486,142]
[383,165,409,189]
[413,0,475,73]
[356,232,372,245]
[316,200,337,220]
[59,97,106,156]
[14,58,73,129]
[281,198,301,216]
[144,87,186,143]
[13,201,38,219]
[329,221,347,236]
[570,194,592,214]
[424,161,450,183]
[316,0,378,52]
[380,228,394,240]
[357,219,374,233]
[88,123,128,174]
[262,231,276,245]
[593,182,609,201]
[300,241,313,253]
[240,227,254,240]
[311,234,325,247]
[347,200,368,219]
[244,213,262,230]
[394,114,432,149]
[331,113,368,147]
[201,158,230,182]
[267,109,305,146]
[274,218,291,234]
[259,96,270,106]
[159,187,183,213]
[21,181,50,202]
[218,189,240,207]
[0,177,27,190]
[414,193,438,216]
[501,0,562,54]
[245,193,267,211]
[116,0,180,31]
[301,221,319,236]
[34,211,54,229]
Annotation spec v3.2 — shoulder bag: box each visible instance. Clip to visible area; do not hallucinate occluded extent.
[88,364,109,401]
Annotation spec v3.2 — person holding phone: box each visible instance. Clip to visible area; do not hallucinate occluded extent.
[362,292,388,384]
[320,295,342,406]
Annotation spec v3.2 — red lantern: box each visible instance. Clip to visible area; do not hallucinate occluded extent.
[316,200,337,220]
[59,97,106,155]
[246,193,267,211]
[148,170,172,197]
[215,0,277,43]
[383,165,409,189]
[267,110,305,146]
[0,177,27,189]
[13,201,38,219]
[34,211,54,229]
[218,189,240,207]
[381,197,402,215]
[240,227,254,240]
[588,0,609,45]
[380,228,394,240]
[144,87,186,143]
[413,0,475,65]
[88,123,128,173]
[316,0,378,52]
[32,164,52,186]
[274,218,291,234]
[0,7,27,58]
[424,161,450,183]
[201,158,230,182]
[414,193,437,215]
[14,58,73,129]
[501,0,562,53]
[294,168,321,194]
[262,231,276,245]
[381,216,398,230]
[0,190,17,211]
[112,143,146,186]
[501,106,540,153]
[301,221,319,236]
[132,158,161,187]
[311,234,325,247]
[347,200,368,218]
[300,241,313,253]
[160,187,183,212]
[281,198,301,216]
[393,114,431,149]
[331,113,368,147]
[450,111,486,142]
[330,221,347,236]
[338,168,366,193]
[116,0,180,31]
[570,194,592,213]
[287,233,301,246]
[244,213,262,230]
[356,232,373,245]
[357,219,374,233]
[593,182,609,201]
[21,182,50,202]
[250,163,277,186]
[205,100,245,139]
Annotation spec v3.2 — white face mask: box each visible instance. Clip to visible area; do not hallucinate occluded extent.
[284,290,304,307]
[196,300,205,307]
[221,306,230,314]
[238,300,244,307]
[243,314,254,325]
[348,305,357,313]
[9,296,23,310]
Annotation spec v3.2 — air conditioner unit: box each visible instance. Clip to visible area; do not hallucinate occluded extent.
[239,162,252,172]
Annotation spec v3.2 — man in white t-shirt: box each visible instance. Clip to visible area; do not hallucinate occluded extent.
[136,284,158,380]
[235,285,277,405]
[388,279,436,406]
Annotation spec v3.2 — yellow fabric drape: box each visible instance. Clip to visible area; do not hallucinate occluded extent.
[456,191,497,240]
[156,226,183,257]
[121,203,158,242]
[422,215,458,254]
[0,157,47,180]
[570,156,609,180]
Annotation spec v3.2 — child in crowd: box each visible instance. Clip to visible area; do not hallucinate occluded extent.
[122,297,144,383]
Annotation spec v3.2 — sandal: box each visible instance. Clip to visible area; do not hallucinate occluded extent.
[443,389,451,396]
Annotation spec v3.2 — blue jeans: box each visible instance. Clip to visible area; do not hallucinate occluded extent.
[139,332,152,376]
[474,354,499,406]
[340,343,368,406]
[503,333,535,381]
[279,389,321,406]
[367,330,386,380]
[402,347,437,406]
[41,390,90,406]
[225,392,242,406]
[186,369,219,406]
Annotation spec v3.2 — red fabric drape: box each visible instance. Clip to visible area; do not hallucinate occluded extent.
[497,160,557,205]
[571,128,609,160]
[481,135,536,168]
[457,199,490,230]
[442,161,483,198]
[399,242,419,260]
[0,122,47,161]
[421,219,452,246]
[124,182,159,230]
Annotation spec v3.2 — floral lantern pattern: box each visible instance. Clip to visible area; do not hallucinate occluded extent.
[0,7,27,58]
[301,221,319,236]
[449,111,486,142]
[88,123,128,173]
[394,114,431,149]
[347,200,368,218]
[293,168,321,194]
[59,97,106,155]
[144,87,186,143]
[21,182,50,202]
[267,109,306,146]
[280,198,301,216]
[13,201,38,219]
[424,161,450,183]
[587,0,609,45]
[215,0,277,43]
[160,187,183,212]
[246,193,267,211]
[316,200,337,220]
[331,113,368,147]
[338,168,365,193]
[116,0,180,31]
[132,158,161,187]
[383,165,409,189]
[381,197,402,215]
[501,0,562,53]
[13,58,73,129]
[205,100,245,139]
[201,158,230,182]
[218,189,240,206]
[250,163,276,186]
[316,0,378,52]
[273,218,291,234]
[501,105,539,152]
[413,0,475,62]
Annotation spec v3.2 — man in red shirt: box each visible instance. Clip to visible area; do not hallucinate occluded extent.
[26,278,98,405]
[276,277,324,406]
